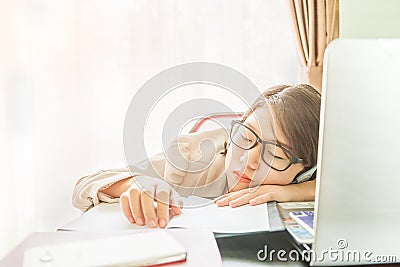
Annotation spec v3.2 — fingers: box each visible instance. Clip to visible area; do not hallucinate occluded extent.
[215,191,247,207]
[228,193,254,208]
[215,192,274,208]
[141,187,157,228]
[121,179,183,228]
[215,194,234,206]
[120,187,145,226]
[155,186,170,228]
[119,176,188,228]
[213,193,230,203]
[128,188,144,226]
[214,187,277,207]
[170,198,183,216]
[120,194,135,224]
[249,193,274,206]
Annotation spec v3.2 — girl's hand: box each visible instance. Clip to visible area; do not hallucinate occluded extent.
[119,176,183,228]
[214,184,290,207]
[214,180,315,208]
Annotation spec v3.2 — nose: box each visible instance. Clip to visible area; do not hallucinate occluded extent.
[240,143,262,170]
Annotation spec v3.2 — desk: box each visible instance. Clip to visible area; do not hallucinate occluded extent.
[4,230,398,267]
[1,230,308,267]
[2,200,313,266]
[0,230,222,267]
[217,231,308,266]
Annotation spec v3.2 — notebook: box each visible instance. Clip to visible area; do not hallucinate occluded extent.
[60,196,284,234]
[23,231,186,267]
[1,229,222,267]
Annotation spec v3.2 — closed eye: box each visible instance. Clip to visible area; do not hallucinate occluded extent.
[268,151,286,160]
[240,133,253,143]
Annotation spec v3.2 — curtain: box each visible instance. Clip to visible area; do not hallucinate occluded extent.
[289,0,339,92]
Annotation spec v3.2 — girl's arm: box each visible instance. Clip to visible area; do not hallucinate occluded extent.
[99,177,132,198]
[72,168,133,211]
[215,180,316,207]
[72,152,167,212]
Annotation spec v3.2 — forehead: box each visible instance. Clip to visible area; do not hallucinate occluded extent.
[243,106,277,142]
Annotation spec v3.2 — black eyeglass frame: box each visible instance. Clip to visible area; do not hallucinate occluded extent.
[229,120,304,171]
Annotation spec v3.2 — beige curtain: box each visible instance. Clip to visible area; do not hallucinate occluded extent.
[289,0,339,92]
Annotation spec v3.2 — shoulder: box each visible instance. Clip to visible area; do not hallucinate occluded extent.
[163,128,228,184]
[179,127,228,147]
[172,128,228,160]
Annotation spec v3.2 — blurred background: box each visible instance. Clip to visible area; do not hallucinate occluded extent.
[3,0,400,259]
[0,0,303,257]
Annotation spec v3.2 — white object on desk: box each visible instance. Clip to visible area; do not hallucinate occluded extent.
[23,230,186,267]
[311,38,400,266]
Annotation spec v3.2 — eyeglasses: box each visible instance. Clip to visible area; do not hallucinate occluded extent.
[229,120,303,171]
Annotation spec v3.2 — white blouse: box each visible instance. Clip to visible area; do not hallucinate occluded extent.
[72,128,229,211]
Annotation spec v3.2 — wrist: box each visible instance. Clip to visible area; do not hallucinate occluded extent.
[101,177,133,198]
[289,180,316,202]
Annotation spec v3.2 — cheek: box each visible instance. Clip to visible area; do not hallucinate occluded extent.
[225,144,244,169]
[261,169,296,185]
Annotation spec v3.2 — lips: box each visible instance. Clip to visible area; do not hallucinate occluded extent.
[233,170,252,183]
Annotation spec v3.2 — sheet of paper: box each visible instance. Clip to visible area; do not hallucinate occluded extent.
[60,203,147,232]
[60,196,270,234]
[168,202,270,233]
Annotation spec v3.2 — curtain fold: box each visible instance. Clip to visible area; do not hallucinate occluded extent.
[289,0,339,91]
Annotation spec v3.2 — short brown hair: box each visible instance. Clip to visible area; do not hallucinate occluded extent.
[242,84,321,168]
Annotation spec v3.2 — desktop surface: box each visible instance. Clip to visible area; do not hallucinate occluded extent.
[216,231,309,266]
[2,230,308,267]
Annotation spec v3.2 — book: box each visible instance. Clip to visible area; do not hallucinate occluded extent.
[23,231,186,267]
[60,196,284,234]
[1,229,222,267]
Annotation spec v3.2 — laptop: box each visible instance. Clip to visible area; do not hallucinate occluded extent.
[291,39,400,266]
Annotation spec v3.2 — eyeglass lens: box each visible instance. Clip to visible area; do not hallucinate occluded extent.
[230,123,291,170]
